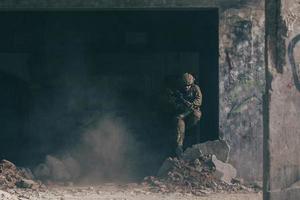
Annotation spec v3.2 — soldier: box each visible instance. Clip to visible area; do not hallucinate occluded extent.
[168,73,202,157]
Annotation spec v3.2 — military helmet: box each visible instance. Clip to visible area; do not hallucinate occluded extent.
[182,73,195,86]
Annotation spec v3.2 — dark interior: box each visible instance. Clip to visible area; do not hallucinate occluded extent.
[0,10,218,180]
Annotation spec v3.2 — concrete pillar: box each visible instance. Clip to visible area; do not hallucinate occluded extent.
[265,0,300,199]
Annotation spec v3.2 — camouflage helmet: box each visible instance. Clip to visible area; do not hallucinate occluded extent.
[182,73,195,85]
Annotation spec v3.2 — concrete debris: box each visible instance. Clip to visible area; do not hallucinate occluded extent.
[211,155,237,184]
[16,179,40,189]
[231,178,244,185]
[183,140,230,162]
[0,190,18,200]
[0,159,42,190]
[143,153,251,196]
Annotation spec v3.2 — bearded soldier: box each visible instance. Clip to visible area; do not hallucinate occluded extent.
[168,73,202,157]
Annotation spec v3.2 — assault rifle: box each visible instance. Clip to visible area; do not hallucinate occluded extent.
[170,90,198,111]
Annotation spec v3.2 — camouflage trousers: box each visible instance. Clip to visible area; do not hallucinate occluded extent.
[176,109,201,147]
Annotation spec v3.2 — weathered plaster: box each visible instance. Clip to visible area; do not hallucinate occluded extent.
[265,0,300,199]
[219,7,265,182]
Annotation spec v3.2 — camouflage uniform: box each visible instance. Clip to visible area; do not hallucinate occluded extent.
[168,73,202,156]
[175,84,202,146]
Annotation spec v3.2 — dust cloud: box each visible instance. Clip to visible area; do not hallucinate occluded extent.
[34,114,142,184]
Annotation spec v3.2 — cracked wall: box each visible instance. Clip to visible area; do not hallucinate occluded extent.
[0,0,265,182]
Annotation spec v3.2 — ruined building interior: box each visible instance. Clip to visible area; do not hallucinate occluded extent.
[0,0,299,200]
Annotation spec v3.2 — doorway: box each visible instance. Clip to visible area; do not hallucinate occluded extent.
[0,10,219,180]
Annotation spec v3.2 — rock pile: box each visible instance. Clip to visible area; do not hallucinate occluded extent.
[142,140,255,196]
[183,140,230,163]
[143,157,242,195]
[0,159,42,190]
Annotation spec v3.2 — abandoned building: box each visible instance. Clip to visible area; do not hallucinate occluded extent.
[0,0,299,200]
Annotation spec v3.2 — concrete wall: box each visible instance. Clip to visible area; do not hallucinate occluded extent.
[0,0,265,182]
[219,7,265,182]
[265,0,300,199]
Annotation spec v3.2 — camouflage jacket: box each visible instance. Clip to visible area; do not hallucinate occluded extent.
[168,84,202,112]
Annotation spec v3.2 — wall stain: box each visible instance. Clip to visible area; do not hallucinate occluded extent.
[227,94,261,119]
[267,0,288,74]
[288,34,300,91]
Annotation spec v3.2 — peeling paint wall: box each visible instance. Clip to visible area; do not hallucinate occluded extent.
[0,0,265,182]
[265,0,300,199]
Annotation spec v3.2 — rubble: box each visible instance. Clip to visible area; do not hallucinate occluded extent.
[211,155,237,184]
[143,149,255,196]
[15,179,40,189]
[0,190,18,200]
[183,140,230,162]
[0,155,260,199]
[0,159,42,190]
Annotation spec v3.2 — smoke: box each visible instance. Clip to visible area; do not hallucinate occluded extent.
[34,114,142,183]
[10,14,179,184]
[34,155,80,182]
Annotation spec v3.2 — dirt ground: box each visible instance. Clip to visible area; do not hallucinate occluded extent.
[1,184,262,200]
